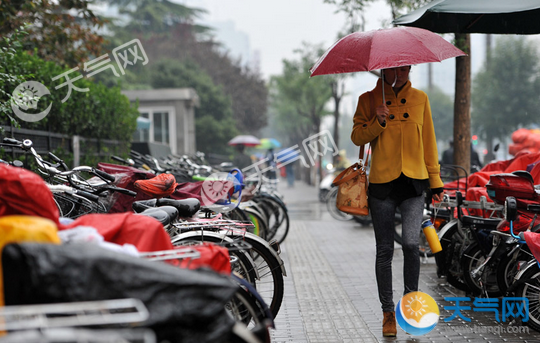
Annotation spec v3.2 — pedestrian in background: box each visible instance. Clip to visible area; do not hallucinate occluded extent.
[232,144,252,170]
[351,66,444,337]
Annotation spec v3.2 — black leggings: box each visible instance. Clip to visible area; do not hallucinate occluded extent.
[368,194,425,312]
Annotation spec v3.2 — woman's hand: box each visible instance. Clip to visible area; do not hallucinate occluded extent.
[376,104,389,125]
[432,192,444,202]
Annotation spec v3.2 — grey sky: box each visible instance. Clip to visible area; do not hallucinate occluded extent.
[176,0,391,80]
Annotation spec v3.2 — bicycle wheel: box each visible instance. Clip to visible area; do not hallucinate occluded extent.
[461,243,501,297]
[515,264,540,332]
[244,207,268,240]
[326,187,353,221]
[227,285,270,328]
[496,245,533,295]
[437,222,471,292]
[172,231,285,319]
[171,233,258,287]
[253,195,290,244]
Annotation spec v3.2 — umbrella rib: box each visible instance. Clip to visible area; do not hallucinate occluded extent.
[465,14,485,30]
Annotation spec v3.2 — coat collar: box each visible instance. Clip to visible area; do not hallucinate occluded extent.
[372,78,412,101]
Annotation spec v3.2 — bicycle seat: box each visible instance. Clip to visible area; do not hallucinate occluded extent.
[132,198,200,217]
[156,198,200,217]
[136,206,178,227]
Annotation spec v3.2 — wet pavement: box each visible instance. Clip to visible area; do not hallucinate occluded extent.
[269,180,540,343]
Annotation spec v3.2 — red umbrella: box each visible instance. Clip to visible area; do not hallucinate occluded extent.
[310,26,466,76]
[227,135,261,147]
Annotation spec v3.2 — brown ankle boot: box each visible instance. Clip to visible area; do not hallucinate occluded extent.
[382,311,397,337]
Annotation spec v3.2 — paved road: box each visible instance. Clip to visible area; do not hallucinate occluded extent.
[269,180,540,343]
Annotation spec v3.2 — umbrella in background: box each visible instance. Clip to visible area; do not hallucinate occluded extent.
[227,135,261,147]
[256,138,282,150]
[393,0,540,34]
[393,0,540,173]
[309,26,466,103]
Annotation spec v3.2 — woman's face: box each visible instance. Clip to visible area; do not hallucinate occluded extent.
[383,66,411,88]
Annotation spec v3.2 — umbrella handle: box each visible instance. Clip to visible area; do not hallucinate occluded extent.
[381,71,385,104]
[380,71,386,126]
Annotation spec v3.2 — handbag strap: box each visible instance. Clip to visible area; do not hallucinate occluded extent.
[333,163,362,186]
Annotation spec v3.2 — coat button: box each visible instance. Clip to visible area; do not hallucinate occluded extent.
[389,114,395,120]
[401,99,406,104]
[403,113,409,118]
[386,101,391,105]
[362,123,367,127]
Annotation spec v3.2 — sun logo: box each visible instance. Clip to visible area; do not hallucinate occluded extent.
[200,170,244,213]
[14,84,40,110]
[11,81,52,122]
[396,291,439,336]
[404,293,429,318]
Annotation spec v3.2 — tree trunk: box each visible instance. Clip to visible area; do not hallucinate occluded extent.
[485,133,494,165]
[453,33,471,177]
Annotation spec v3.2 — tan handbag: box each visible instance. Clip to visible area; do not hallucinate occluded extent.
[332,92,375,217]
[332,145,369,216]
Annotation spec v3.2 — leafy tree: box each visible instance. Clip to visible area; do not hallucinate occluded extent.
[423,86,454,144]
[323,0,431,31]
[0,0,107,68]
[269,44,334,183]
[270,44,333,144]
[150,59,237,155]
[1,49,139,142]
[472,36,540,159]
[101,0,268,138]
[0,26,31,127]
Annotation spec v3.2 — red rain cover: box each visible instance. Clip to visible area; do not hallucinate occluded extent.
[179,242,231,274]
[524,232,540,265]
[171,182,204,202]
[503,152,540,173]
[135,173,178,198]
[97,163,155,213]
[0,164,60,225]
[59,212,174,252]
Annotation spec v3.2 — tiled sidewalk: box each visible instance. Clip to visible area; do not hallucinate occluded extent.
[270,180,540,343]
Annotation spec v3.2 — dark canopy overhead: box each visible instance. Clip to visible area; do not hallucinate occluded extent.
[394,0,540,34]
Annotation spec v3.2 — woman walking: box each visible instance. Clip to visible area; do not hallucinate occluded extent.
[350,66,444,337]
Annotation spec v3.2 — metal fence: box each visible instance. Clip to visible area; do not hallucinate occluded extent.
[0,126,129,167]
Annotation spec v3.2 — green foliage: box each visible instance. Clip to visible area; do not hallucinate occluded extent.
[150,59,237,155]
[0,49,139,143]
[0,26,31,127]
[269,43,333,144]
[324,0,431,29]
[423,86,454,143]
[0,0,107,68]
[472,36,540,143]
[100,0,268,153]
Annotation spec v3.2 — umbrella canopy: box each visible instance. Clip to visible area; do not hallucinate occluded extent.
[310,26,466,77]
[256,138,282,150]
[394,0,540,34]
[227,135,261,147]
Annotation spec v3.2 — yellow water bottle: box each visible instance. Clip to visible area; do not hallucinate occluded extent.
[422,219,442,254]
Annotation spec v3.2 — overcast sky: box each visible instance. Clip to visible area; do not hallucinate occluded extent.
[176,0,392,80]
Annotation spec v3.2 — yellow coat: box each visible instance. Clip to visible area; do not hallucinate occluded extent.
[351,79,444,189]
